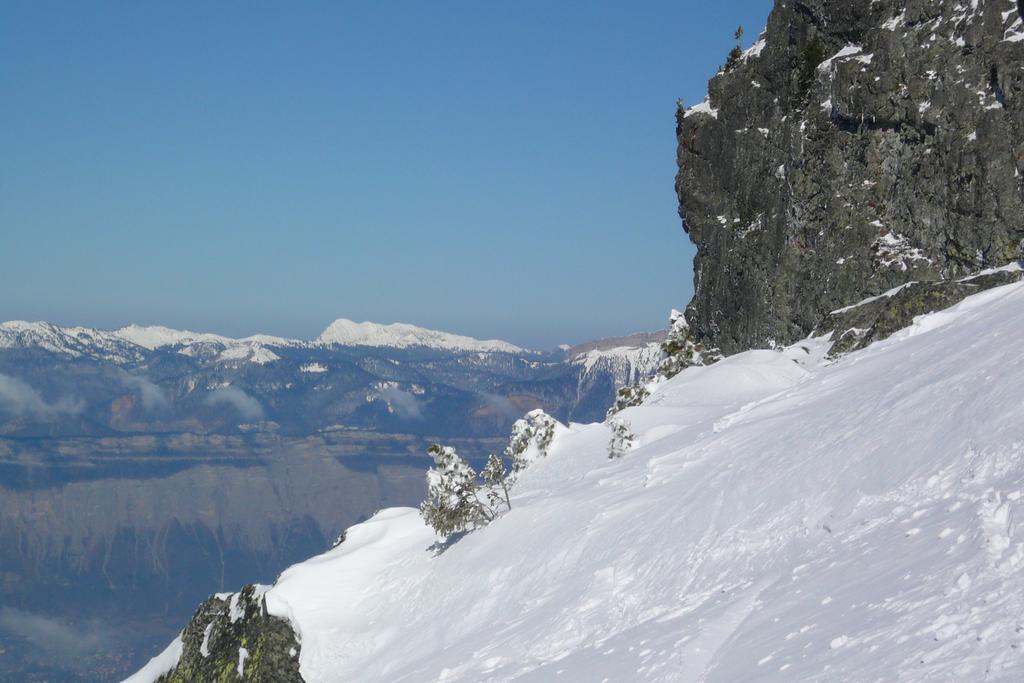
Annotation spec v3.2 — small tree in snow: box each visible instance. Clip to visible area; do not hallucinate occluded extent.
[657,309,723,380]
[420,444,490,536]
[607,417,635,459]
[420,445,515,537]
[421,410,566,537]
[607,383,650,418]
[504,409,558,477]
[481,453,512,517]
[607,310,723,418]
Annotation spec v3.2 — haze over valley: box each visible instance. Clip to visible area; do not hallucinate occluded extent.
[0,318,660,679]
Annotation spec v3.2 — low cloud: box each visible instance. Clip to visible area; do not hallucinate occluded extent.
[380,387,423,421]
[481,393,522,421]
[0,373,83,418]
[119,372,169,412]
[0,606,112,664]
[204,386,264,420]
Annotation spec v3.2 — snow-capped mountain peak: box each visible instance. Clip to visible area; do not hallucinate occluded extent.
[1,318,526,357]
[113,325,298,351]
[215,343,282,365]
[317,319,526,353]
[113,324,235,350]
[0,321,303,366]
[0,320,143,362]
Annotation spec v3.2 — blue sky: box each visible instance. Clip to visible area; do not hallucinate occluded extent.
[1,1,771,349]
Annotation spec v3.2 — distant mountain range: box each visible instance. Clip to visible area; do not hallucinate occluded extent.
[0,318,665,438]
[0,317,524,359]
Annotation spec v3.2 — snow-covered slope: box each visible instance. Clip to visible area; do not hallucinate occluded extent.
[133,279,1024,681]
[317,319,526,353]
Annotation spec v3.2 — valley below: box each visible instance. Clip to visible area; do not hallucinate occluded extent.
[0,322,658,680]
[0,432,498,681]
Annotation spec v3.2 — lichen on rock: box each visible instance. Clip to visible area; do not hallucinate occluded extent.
[155,583,303,683]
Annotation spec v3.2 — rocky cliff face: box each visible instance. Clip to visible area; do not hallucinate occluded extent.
[677,0,1024,354]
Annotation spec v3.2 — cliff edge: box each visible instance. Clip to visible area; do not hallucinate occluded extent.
[678,0,1024,354]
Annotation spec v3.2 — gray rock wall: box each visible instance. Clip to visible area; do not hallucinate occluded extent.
[677,0,1024,354]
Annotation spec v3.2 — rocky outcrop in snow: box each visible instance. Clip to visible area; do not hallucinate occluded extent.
[127,584,301,683]
[819,262,1023,354]
[678,0,1024,354]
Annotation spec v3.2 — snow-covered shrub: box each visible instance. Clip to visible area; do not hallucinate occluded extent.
[657,309,723,380]
[420,445,490,536]
[420,445,513,537]
[504,409,558,476]
[607,417,634,459]
[607,310,722,418]
[606,383,649,418]
[481,453,512,517]
[421,410,566,536]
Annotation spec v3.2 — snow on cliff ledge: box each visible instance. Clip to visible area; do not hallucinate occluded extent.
[134,281,1024,682]
[317,319,525,353]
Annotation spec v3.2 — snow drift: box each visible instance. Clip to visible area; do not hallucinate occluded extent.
[132,280,1024,681]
